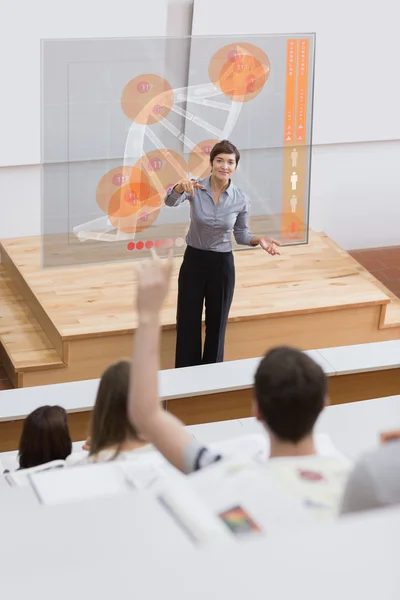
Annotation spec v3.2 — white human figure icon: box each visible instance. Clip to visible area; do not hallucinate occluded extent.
[291,148,298,168]
[290,195,297,213]
[291,172,298,191]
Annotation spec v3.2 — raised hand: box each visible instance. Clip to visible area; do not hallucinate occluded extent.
[260,237,281,255]
[135,248,174,319]
[174,178,205,196]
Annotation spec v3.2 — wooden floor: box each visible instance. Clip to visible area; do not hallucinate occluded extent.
[1,230,399,387]
[350,246,400,299]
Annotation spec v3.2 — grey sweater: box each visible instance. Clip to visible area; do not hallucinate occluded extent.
[340,440,400,514]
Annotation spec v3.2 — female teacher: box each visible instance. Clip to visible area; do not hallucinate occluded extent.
[164,139,280,368]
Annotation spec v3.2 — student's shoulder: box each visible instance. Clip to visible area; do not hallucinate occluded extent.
[339,446,400,514]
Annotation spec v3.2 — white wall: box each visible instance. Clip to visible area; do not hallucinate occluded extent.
[309,140,400,250]
[0,166,41,239]
[0,0,168,167]
[192,0,400,146]
[0,0,398,251]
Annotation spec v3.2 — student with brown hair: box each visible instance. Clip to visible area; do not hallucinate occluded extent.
[80,360,149,464]
[18,405,72,469]
[165,139,280,368]
[129,252,351,520]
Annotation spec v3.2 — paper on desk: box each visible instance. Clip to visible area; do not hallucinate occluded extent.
[210,434,268,462]
[209,431,351,464]
[0,452,19,473]
[120,457,179,490]
[29,453,182,505]
[4,460,66,488]
[154,475,233,546]
[29,462,132,505]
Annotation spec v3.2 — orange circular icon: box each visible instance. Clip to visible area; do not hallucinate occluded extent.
[108,179,154,220]
[96,166,150,217]
[209,43,270,103]
[96,166,135,214]
[219,55,266,98]
[109,192,161,234]
[188,139,219,178]
[121,74,174,125]
[134,149,188,195]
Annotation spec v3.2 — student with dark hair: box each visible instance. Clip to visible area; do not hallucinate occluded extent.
[18,406,72,469]
[79,360,149,464]
[165,139,280,368]
[129,252,351,519]
[253,347,327,452]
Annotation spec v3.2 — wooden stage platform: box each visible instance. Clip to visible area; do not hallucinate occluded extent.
[0,231,399,388]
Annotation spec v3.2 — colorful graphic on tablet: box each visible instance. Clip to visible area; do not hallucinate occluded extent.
[219,505,263,537]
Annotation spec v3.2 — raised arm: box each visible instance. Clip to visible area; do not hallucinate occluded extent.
[128,250,194,472]
[164,185,188,207]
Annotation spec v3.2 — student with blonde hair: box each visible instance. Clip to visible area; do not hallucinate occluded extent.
[79,360,149,464]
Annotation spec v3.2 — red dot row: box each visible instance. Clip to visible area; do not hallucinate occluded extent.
[127,239,172,251]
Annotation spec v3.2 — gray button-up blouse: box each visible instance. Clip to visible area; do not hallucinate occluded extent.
[164,177,254,253]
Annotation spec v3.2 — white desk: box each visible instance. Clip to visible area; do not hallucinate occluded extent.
[317,340,400,375]
[188,395,400,462]
[0,492,198,597]
[0,485,39,508]
[0,486,398,600]
[0,340,399,423]
[316,395,400,461]
[2,396,399,471]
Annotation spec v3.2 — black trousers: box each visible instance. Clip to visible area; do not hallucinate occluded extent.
[175,245,235,368]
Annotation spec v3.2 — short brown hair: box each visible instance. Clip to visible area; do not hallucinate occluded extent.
[89,360,140,459]
[210,140,240,166]
[18,406,72,469]
[254,346,327,443]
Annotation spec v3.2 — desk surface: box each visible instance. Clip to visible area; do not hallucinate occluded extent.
[0,484,398,600]
[188,395,400,462]
[0,339,399,422]
[2,395,399,471]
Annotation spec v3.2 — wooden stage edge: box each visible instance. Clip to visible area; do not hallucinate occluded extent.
[0,229,400,388]
[0,368,399,452]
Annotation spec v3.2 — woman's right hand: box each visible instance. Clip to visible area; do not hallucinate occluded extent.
[174,178,204,196]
